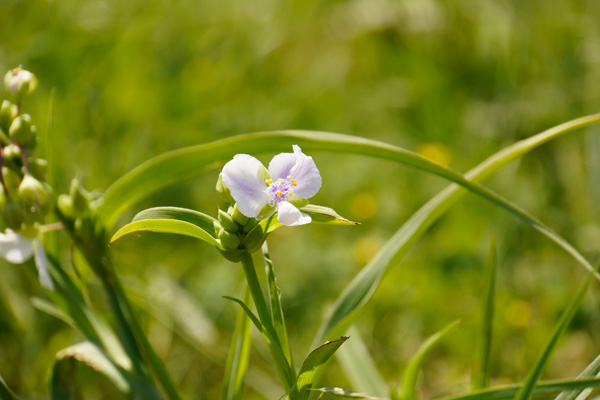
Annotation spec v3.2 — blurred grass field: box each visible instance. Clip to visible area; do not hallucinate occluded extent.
[2,0,600,398]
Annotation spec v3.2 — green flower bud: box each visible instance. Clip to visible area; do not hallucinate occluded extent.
[19,223,39,239]
[288,196,309,208]
[57,194,75,219]
[242,224,266,253]
[19,173,52,214]
[69,179,91,214]
[0,100,18,134]
[231,204,249,226]
[2,166,22,199]
[218,209,240,233]
[28,158,47,181]
[2,201,24,231]
[218,229,241,250]
[4,67,38,101]
[216,173,235,204]
[242,218,258,233]
[9,114,37,150]
[2,144,22,170]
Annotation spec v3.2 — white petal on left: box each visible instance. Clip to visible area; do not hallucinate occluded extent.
[0,230,34,264]
[289,145,321,199]
[276,201,312,226]
[222,154,269,218]
[33,240,54,290]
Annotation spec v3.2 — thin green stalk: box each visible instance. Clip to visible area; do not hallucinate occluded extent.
[239,251,295,394]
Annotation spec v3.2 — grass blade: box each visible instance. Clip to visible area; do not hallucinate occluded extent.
[0,373,18,400]
[312,387,384,399]
[132,206,218,232]
[513,267,597,400]
[312,115,599,347]
[473,236,497,389]
[401,320,459,400]
[554,353,600,400]
[443,378,600,400]
[335,326,388,398]
[222,288,253,400]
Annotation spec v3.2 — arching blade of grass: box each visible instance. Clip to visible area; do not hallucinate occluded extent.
[312,387,383,399]
[554,353,600,400]
[97,115,600,232]
[335,326,388,398]
[0,373,18,400]
[443,378,600,400]
[400,320,460,400]
[513,266,598,400]
[221,288,253,400]
[312,115,599,346]
[473,236,497,390]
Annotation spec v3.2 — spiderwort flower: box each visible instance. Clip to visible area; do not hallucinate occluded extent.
[222,145,321,226]
[0,229,53,289]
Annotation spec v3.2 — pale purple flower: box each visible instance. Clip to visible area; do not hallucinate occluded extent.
[0,229,53,289]
[221,145,322,226]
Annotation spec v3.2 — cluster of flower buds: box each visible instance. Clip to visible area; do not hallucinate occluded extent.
[215,174,260,254]
[0,67,53,238]
[57,178,100,242]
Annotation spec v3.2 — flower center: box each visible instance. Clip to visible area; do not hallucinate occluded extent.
[265,175,296,205]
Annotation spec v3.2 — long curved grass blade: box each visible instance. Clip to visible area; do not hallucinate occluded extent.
[98,115,600,230]
[222,288,253,400]
[473,236,497,390]
[312,115,600,347]
[513,268,597,400]
[50,341,132,399]
[336,326,388,398]
[109,219,222,249]
[312,387,383,399]
[443,378,600,400]
[0,373,18,400]
[554,353,600,400]
[292,336,349,400]
[401,320,460,400]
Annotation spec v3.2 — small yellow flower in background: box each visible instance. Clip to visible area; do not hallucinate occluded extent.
[353,236,382,265]
[350,193,377,221]
[504,299,532,327]
[416,142,451,167]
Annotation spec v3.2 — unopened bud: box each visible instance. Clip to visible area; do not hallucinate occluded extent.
[2,144,22,169]
[0,100,18,135]
[231,204,249,225]
[2,201,24,231]
[242,224,266,253]
[218,229,241,250]
[28,158,47,181]
[218,209,240,233]
[19,174,52,214]
[4,67,38,101]
[69,179,90,213]
[2,166,22,199]
[216,173,235,204]
[9,114,37,150]
[57,194,75,219]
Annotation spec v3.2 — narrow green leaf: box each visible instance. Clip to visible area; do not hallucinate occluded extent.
[312,387,383,399]
[313,115,599,347]
[336,326,388,398]
[554,353,600,400]
[514,268,597,400]
[50,342,131,399]
[0,373,18,400]
[222,288,253,400]
[444,378,600,400]
[263,243,294,371]
[31,297,76,328]
[293,336,349,400]
[109,219,222,249]
[473,236,497,390]
[132,206,218,233]
[401,320,459,400]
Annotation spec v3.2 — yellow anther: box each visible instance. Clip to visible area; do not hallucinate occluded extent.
[287,175,292,179]
[288,192,293,196]
[266,179,273,184]
[276,191,282,196]
[277,178,283,183]
[292,180,297,186]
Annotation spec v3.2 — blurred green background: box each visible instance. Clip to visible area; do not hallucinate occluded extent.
[2,0,600,398]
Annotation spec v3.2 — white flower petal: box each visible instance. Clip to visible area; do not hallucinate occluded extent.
[222,154,269,218]
[33,240,54,290]
[0,230,34,264]
[288,145,321,199]
[276,201,311,226]
[268,151,296,180]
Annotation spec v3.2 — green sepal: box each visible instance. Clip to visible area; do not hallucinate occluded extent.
[218,229,241,250]
[2,166,22,199]
[218,209,240,233]
[231,204,249,225]
[2,201,24,231]
[9,114,37,150]
[0,100,18,133]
